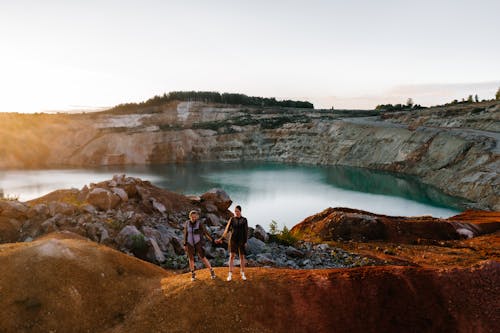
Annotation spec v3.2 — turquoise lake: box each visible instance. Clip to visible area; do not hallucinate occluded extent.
[0,162,467,229]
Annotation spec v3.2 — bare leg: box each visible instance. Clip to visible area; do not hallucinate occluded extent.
[188,254,195,272]
[229,252,235,273]
[201,256,212,270]
[240,254,246,273]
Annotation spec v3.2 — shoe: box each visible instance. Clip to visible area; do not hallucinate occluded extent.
[226,272,232,281]
[191,271,196,282]
[241,272,247,281]
[210,269,216,280]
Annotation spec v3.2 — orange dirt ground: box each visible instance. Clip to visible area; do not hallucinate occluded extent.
[0,232,498,333]
[291,209,500,268]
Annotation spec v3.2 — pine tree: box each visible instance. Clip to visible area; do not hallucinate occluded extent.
[496,87,500,100]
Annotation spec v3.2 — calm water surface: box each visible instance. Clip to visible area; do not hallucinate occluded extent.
[0,162,466,228]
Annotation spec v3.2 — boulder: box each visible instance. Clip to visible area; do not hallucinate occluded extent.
[205,213,222,226]
[27,204,50,219]
[156,225,184,255]
[150,198,166,214]
[316,243,330,251]
[0,217,21,243]
[285,246,304,258]
[147,238,166,263]
[122,183,138,198]
[99,227,110,244]
[254,224,269,242]
[111,187,128,202]
[0,200,28,219]
[201,188,232,212]
[204,203,218,214]
[41,217,59,233]
[81,204,97,214]
[77,185,90,202]
[48,202,77,216]
[186,195,201,203]
[246,237,266,255]
[86,188,121,211]
[256,253,275,266]
[142,226,169,252]
[116,225,144,250]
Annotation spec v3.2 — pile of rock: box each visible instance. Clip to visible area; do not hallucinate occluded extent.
[0,175,375,270]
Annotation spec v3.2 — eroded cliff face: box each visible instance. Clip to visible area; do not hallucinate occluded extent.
[0,101,498,209]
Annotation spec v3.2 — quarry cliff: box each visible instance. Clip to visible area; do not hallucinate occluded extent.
[0,100,498,210]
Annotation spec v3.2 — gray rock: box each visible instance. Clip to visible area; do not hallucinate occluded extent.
[147,237,166,263]
[246,237,265,255]
[215,247,227,258]
[116,225,143,250]
[301,259,311,266]
[204,203,218,214]
[99,227,110,244]
[143,226,169,252]
[253,224,269,242]
[186,195,201,203]
[256,253,275,266]
[111,187,128,202]
[205,213,221,226]
[150,198,166,214]
[315,243,330,251]
[81,204,97,214]
[285,246,305,258]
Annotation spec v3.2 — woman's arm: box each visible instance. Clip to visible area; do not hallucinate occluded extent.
[217,218,232,242]
[244,218,248,243]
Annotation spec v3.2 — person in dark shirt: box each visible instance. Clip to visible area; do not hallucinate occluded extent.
[183,210,216,281]
[216,205,248,281]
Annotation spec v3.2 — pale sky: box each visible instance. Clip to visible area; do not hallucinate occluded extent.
[1,0,499,112]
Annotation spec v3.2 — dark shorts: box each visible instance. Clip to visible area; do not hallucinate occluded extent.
[186,242,205,258]
[229,240,246,256]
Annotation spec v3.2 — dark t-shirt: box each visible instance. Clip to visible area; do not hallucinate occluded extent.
[230,216,248,244]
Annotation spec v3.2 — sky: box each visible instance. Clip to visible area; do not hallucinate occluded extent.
[0,0,499,112]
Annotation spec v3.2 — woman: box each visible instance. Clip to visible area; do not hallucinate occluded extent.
[183,210,216,281]
[216,205,248,281]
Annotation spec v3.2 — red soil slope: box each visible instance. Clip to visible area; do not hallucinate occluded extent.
[0,232,498,333]
[290,208,500,267]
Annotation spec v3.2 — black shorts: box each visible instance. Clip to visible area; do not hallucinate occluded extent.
[229,240,246,256]
[186,242,205,258]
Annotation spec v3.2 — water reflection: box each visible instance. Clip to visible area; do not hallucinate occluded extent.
[0,162,466,228]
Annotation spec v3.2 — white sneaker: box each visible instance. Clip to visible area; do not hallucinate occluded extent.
[190,271,196,282]
[241,272,247,281]
[226,272,232,281]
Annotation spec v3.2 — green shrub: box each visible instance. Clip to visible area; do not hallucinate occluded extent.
[131,234,147,251]
[268,220,298,246]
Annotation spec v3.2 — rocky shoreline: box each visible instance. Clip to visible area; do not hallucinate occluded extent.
[0,175,381,270]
